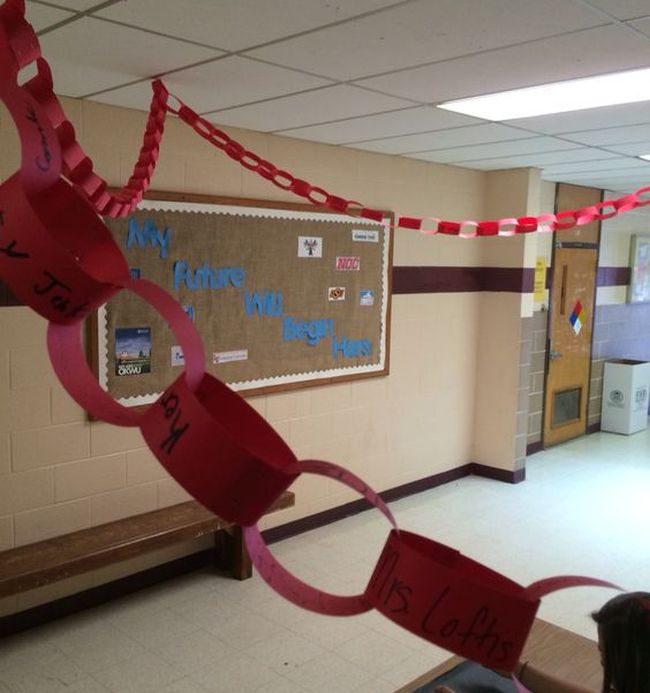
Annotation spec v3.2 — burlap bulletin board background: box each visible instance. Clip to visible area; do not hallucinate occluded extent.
[96,194,392,404]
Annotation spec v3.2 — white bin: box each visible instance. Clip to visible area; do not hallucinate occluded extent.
[601,359,650,435]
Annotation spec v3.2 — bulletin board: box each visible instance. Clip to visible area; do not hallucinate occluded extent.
[95,193,392,405]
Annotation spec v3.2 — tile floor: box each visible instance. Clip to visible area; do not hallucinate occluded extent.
[1,428,648,692]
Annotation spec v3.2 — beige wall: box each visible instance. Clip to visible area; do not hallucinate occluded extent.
[0,96,533,613]
[598,191,650,306]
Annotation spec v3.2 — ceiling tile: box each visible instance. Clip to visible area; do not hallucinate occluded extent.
[95,56,332,114]
[37,17,222,98]
[457,148,623,170]
[350,123,533,155]
[629,16,650,37]
[544,164,650,181]
[278,106,482,144]
[203,85,412,132]
[562,123,650,146]
[89,82,160,112]
[46,0,106,9]
[542,156,640,174]
[560,172,650,189]
[410,137,583,164]
[356,25,650,103]
[505,101,650,135]
[582,1,650,20]
[247,0,607,81]
[94,0,403,51]
[26,1,75,32]
[602,140,650,155]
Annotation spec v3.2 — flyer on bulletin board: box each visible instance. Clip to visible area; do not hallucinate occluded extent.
[534,258,547,302]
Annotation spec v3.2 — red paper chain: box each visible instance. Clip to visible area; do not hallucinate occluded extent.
[2,1,167,218]
[166,90,650,236]
[0,0,620,673]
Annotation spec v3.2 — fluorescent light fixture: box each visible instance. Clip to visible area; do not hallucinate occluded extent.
[639,154,650,161]
[438,67,650,121]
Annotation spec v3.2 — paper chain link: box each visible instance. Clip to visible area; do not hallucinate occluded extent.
[0,0,619,672]
[167,94,650,236]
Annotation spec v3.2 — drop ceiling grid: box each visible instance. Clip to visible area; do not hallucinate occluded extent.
[22,0,650,192]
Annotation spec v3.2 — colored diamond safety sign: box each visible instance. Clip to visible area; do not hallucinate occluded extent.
[569,300,586,335]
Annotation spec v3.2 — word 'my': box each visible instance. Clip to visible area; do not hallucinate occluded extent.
[127,218,171,259]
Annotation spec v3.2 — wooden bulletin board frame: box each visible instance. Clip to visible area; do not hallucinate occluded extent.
[91,191,392,404]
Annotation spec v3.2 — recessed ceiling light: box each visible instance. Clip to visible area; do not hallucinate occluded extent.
[438,67,650,121]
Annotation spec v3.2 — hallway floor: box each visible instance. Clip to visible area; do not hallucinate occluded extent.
[1,428,648,693]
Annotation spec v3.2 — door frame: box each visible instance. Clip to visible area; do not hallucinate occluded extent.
[541,184,602,448]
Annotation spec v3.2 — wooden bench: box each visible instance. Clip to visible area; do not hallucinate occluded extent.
[0,491,295,600]
[394,618,601,693]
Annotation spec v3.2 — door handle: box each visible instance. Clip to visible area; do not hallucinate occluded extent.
[549,349,562,360]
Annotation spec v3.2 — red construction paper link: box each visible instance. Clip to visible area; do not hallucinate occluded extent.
[164,84,649,235]
[364,529,619,670]
[0,0,167,217]
[140,372,299,526]
[0,1,623,674]
[172,95,370,218]
[47,276,206,427]
[244,459,398,615]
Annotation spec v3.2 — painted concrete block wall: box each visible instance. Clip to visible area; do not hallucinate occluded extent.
[1,95,521,613]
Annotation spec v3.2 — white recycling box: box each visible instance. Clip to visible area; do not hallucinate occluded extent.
[601,359,650,435]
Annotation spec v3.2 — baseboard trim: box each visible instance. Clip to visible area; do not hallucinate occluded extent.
[526,441,544,456]
[587,422,601,434]
[470,463,525,484]
[262,462,522,544]
[262,464,474,544]
[0,460,522,636]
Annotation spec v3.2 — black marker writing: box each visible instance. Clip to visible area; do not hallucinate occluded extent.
[25,103,52,172]
[34,271,71,296]
[0,239,29,259]
[159,391,189,454]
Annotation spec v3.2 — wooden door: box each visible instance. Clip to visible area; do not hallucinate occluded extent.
[543,184,600,447]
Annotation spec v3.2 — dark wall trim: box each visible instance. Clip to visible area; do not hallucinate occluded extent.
[597,266,630,287]
[262,464,472,544]
[0,283,22,307]
[0,460,524,636]
[2,265,630,307]
[526,441,544,456]
[392,267,533,295]
[263,462,522,544]
[587,422,601,435]
[471,463,525,484]
[3,266,627,308]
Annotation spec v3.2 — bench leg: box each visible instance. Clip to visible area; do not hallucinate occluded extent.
[214,526,252,580]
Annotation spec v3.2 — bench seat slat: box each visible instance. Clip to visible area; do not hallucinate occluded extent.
[0,492,294,598]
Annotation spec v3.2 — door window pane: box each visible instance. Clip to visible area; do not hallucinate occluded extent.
[552,387,581,427]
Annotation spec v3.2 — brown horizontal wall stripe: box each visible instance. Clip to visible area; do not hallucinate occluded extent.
[392,266,533,294]
[2,265,629,308]
[0,282,22,307]
[597,266,630,287]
